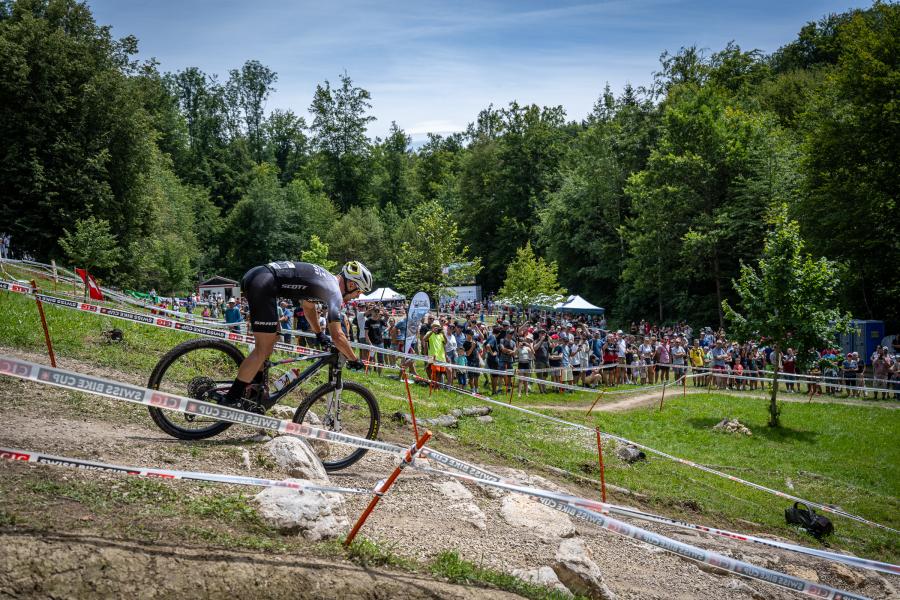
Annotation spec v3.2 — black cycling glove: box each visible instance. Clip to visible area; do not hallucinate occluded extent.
[346,359,364,371]
[314,331,331,348]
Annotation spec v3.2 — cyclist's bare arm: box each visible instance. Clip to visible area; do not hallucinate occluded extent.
[302,300,320,333]
[327,320,359,362]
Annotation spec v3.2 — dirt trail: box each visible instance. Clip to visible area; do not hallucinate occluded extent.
[0,347,893,599]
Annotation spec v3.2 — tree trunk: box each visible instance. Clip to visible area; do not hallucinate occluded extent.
[768,346,781,428]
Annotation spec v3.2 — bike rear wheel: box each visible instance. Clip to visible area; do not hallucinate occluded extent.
[293,381,380,471]
[147,339,243,440]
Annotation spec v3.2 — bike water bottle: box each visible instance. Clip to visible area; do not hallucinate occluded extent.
[273,368,300,392]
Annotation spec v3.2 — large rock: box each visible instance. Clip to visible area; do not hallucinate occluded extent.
[712,417,752,436]
[500,494,575,539]
[424,414,459,428]
[553,538,616,600]
[462,406,491,416]
[615,444,646,464]
[476,415,494,424]
[431,480,474,502]
[453,502,487,531]
[265,436,328,483]
[253,481,347,540]
[511,567,572,597]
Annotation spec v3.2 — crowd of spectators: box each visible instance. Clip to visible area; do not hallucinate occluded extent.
[147,289,899,400]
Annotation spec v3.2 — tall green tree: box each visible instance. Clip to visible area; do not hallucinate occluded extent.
[796,2,900,323]
[308,73,375,210]
[0,0,156,268]
[58,216,121,279]
[498,242,566,312]
[371,121,416,209]
[300,235,337,272]
[724,206,847,427]
[227,60,277,163]
[394,201,482,303]
[264,109,309,184]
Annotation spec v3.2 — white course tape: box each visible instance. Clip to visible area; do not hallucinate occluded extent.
[409,371,900,535]
[3,282,896,532]
[0,447,370,495]
[412,459,871,599]
[0,356,884,596]
[0,356,404,457]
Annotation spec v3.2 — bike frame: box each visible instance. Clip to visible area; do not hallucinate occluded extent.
[262,348,344,405]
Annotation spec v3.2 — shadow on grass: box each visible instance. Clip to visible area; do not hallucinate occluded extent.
[686,417,819,445]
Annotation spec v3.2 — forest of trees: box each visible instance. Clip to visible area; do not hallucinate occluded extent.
[1,0,897,327]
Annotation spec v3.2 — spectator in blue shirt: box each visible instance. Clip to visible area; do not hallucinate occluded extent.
[224,298,242,332]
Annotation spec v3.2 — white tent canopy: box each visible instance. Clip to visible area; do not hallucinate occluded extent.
[357,287,405,302]
[554,295,604,314]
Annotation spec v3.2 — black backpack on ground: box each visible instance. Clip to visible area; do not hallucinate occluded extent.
[785,502,833,539]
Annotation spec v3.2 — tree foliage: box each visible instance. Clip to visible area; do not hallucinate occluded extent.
[723,206,848,426]
[58,216,121,275]
[499,242,566,312]
[394,201,482,303]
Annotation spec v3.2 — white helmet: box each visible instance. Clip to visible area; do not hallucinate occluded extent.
[341,260,373,293]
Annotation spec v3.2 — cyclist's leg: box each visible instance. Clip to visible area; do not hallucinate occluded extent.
[226,267,279,402]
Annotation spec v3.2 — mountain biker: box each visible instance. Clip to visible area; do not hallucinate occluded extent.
[221,260,373,405]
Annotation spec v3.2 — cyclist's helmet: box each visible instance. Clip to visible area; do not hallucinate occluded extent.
[341,260,373,293]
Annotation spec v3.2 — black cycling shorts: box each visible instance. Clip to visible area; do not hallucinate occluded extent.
[241,265,279,333]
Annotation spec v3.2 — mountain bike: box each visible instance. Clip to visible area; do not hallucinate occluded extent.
[146,338,380,471]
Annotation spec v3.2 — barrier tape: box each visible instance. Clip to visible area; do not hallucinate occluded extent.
[2,283,896,531]
[5,278,894,397]
[405,370,900,535]
[0,356,405,458]
[0,446,370,495]
[0,356,886,595]
[410,463,871,599]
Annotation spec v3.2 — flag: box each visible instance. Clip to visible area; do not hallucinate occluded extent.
[75,268,104,301]
[404,291,430,353]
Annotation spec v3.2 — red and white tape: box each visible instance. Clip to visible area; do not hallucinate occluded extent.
[0,446,370,495]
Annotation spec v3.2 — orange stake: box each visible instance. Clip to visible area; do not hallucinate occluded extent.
[402,368,420,441]
[595,427,607,503]
[585,390,604,416]
[31,280,56,367]
[658,381,668,412]
[683,374,687,397]
[344,430,432,546]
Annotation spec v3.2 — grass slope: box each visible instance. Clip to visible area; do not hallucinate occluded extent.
[1,287,897,563]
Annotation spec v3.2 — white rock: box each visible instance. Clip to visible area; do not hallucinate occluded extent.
[431,480,474,502]
[726,578,770,599]
[265,436,328,483]
[241,448,251,471]
[501,494,575,539]
[462,406,491,416]
[453,502,487,530]
[269,404,296,420]
[553,537,616,600]
[475,415,494,424]
[303,410,321,426]
[247,431,272,443]
[511,567,572,597]
[253,481,347,540]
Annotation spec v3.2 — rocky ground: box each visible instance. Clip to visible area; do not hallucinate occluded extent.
[0,347,895,599]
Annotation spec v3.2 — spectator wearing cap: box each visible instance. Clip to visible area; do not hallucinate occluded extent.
[462,329,481,393]
[548,334,563,390]
[516,333,535,396]
[224,298,242,332]
[498,325,517,395]
[484,326,501,395]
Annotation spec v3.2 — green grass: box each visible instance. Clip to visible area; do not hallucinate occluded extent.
[430,551,582,600]
[1,289,897,562]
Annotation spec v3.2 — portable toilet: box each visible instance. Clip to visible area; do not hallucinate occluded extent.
[839,320,884,364]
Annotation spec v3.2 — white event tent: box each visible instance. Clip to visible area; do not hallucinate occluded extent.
[357,287,405,303]
[554,295,605,314]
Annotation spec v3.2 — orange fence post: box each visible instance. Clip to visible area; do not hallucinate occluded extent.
[586,390,604,416]
[401,368,420,442]
[344,430,432,547]
[595,427,607,503]
[31,280,57,368]
[658,381,668,412]
[683,373,687,397]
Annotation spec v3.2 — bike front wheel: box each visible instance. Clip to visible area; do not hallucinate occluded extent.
[293,381,380,471]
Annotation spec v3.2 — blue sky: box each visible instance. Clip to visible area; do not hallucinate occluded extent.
[88,0,871,143]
